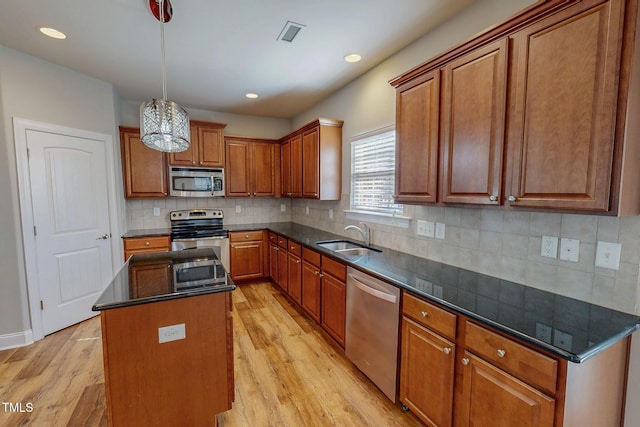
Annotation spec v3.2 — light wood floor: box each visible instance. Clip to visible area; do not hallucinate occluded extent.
[0,281,421,426]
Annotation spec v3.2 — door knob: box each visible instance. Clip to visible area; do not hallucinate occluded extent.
[96,233,111,240]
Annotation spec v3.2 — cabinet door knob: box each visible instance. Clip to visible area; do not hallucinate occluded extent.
[443,347,452,355]
[461,358,469,366]
[489,195,498,202]
[296,259,300,264]
[145,241,150,246]
[497,349,506,358]
[245,234,250,239]
[421,311,428,317]
[508,195,517,202]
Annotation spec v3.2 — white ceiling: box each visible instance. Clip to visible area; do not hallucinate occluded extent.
[0,0,475,119]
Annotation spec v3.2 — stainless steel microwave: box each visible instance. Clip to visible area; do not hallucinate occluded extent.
[168,167,225,197]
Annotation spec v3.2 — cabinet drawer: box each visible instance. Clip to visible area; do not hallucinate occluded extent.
[321,256,346,281]
[123,236,171,251]
[403,292,456,340]
[302,247,321,267]
[230,230,263,242]
[288,241,302,257]
[268,232,278,244]
[277,236,288,249]
[465,321,558,394]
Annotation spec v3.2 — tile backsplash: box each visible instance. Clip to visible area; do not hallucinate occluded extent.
[126,196,640,315]
[291,198,640,315]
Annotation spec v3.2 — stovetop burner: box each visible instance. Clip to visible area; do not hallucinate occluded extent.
[170,209,228,240]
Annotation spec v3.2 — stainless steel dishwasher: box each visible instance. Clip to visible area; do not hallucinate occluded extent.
[345,267,400,402]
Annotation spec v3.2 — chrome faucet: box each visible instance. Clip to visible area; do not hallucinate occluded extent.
[345,222,370,247]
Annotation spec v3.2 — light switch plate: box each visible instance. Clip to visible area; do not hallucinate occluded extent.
[158,323,186,344]
[595,241,622,270]
[153,207,161,217]
[553,329,573,352]
[535,322,552,343]
[235,205,242,213]
[560,238,580,262]
[329,209,333,220]
[435,222,445,240]
[280,204,286,212]
[417,220,434,237]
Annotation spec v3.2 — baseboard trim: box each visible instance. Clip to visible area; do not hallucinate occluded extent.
[0,329,34,350]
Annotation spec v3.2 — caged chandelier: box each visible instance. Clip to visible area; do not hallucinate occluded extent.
[140,0,190,152]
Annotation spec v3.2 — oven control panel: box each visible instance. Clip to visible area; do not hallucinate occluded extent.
[170,209,224,220]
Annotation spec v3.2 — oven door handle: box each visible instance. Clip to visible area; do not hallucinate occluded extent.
[173,236,229,242]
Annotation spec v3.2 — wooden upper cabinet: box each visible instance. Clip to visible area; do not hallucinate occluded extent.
[120,126,168,198]
[505,0,625,211]
[395,70,440,204]
[225,136,278,197]
[280,119,342,200]
[391,0,640,215]
[441,38,508,205]
[169,121,226,167]
[302,128,320,198]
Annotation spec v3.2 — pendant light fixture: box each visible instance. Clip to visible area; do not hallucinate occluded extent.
[140,0,190,152]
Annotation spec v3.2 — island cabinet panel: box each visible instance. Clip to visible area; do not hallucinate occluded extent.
[394,70,440,204]
[120,127,168,199]
[440,38,508,205]
[505,0,625,211]
[100,292,233,426]
[169,121,226,167]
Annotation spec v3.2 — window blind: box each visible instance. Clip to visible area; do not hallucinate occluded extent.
[351,129,402,214]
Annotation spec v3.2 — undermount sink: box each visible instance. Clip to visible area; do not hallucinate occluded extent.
[316,240,382,256]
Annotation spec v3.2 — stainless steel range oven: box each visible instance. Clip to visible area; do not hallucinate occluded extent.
[170,209,230,272]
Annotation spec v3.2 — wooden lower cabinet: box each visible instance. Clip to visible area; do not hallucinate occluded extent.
[400,317,455,427]
[456,352,555,427]
[123,235,171,261]
[320,256,347,347]
[229,231,264,281]
[287,242,302,304]
[277,243,288,292]
[301,248,322,323]
[128,260,172,299]
[400,291,630,427]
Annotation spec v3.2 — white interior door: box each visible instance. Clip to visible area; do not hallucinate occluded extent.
[26,129,114,335]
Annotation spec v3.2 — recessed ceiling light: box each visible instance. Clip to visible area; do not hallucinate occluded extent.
[344,54,362,63]
[38,27,67,40]
[245,93,259,99]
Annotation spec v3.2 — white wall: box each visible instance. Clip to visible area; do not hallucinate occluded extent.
[0,45,121,338]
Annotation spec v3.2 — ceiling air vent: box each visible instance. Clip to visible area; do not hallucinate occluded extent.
[277,21,305,43]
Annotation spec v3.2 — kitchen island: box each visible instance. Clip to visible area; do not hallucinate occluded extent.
[92,248,235,427]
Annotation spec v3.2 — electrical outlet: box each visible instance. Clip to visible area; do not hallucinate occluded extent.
[280,204,286,212]
[541,236,558,258]
[535,322,552,343]
[433,285,444,299]
[560,238,580,262]
[415,277,433,294]
[235,205,242,213]
[595,241,622,270]
[553,329,573,352]
[435,222,445,240]
[158,323,186,344]
[329,209,334,220]
[153,207,161,217]
[305,206,310,215]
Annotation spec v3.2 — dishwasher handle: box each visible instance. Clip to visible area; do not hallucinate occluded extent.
[348,273,398,304]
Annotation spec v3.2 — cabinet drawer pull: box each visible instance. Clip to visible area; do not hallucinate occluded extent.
[497,349,506,358]
[489,195,497,202]
[421,311,428,317]
[461,358,469,366]
[145,241,150,246]
[508,195,517,202]
[443,347,451,355]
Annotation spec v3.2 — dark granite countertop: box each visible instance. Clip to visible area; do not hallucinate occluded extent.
[92,248,235,311]
[121,228,171,238]
[228,222,640,363]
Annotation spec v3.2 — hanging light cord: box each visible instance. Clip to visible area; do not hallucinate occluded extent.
[159,0,167,101]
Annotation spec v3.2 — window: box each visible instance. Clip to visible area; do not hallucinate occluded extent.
[350,127,402,215]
